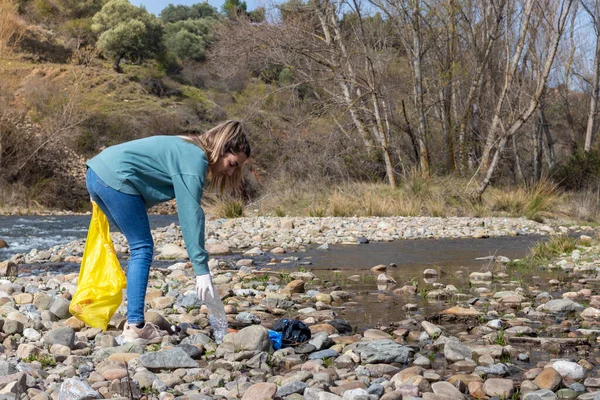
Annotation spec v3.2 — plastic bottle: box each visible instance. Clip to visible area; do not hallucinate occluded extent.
[206,297,228,344]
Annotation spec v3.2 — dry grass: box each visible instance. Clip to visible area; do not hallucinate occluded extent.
[489,179,564,222]
[563,187,600,223]
[0,0,25,56]
[203,194,245,218]
[250,175,588,222]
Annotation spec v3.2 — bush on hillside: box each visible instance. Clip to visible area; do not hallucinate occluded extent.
[552,150,600,191]
[92,0,164,72]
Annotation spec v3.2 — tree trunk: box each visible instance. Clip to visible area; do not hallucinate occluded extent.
[585,9,600,152]
[532,107,543,184]
[113,55,123,73]
[540,107,556,169]
[512,135,524,184]
[411,4,430,175]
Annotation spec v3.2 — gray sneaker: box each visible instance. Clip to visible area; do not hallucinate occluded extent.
[122,322,167,345]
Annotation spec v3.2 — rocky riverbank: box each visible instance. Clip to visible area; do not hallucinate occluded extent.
[0,217,598,400]
[3,216,582,266]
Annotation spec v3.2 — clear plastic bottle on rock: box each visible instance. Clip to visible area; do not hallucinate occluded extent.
[206,296,228,344]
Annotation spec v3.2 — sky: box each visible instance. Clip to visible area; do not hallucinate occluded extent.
[129,0,265,16]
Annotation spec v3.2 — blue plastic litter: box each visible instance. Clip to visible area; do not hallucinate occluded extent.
[269,329,283,350]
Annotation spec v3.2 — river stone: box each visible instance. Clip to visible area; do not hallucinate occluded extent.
[0,261,17,277]
[343,389,370,400]
[140,347,198,369]
[556,389,579,400]
[469,271,492,282]
[309,349,339,360]
[353,340,414,364]
[206,243,230,255]
[0,361,16,376]
[421,321,442,338]
[431,381,465,399]
[422,394,456,400]
[441,306,480,316]
[241,382,277,400]
[236,312,260,324]
[475,363,510,376]
[581,307,600,319]
[328,319,352,334]
[364,364,401,378]
[367,384,384,397]
[444,340,472,362]
[58,377,101,399]
[276,381,308,397]
[158,244,188,259]
[181,333,213,346]
[2,319,23,335]
[483,378,514,398]
[523,389,559,400]
[43,327,75,349]
[284,280,305,294]
[537,299,584,313]
[233,325,271,352]
[289,272,317,281]
[0,240,7,249]
[304,388,343,400]
[550,360,587,380]
[534,367,562,391]
[363,329,392,340]
[49,297,71,319]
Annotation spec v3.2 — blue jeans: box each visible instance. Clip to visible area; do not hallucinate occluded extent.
[85,168,153,324]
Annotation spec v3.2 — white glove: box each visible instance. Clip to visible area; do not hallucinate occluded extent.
[196,274,216,303]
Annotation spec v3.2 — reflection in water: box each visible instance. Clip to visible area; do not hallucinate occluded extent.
[298,235,546,331]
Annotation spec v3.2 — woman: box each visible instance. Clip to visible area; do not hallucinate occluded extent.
[85,120,250,344]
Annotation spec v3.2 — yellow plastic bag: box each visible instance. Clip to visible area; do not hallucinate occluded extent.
[69,202,127,331]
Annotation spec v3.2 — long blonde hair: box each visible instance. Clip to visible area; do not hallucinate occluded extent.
[184,120,251,195]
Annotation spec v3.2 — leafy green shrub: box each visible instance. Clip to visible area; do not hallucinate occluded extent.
[552,150,600,191]
[92,0,164,72]
[164,19,216,61]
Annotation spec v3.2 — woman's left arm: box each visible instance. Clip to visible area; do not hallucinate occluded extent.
[172,174,209,276]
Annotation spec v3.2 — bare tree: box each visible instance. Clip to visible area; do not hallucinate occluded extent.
[370,0,430,174]
[581,0,600,152]
[210,0,401,186]
[472,0,574,198]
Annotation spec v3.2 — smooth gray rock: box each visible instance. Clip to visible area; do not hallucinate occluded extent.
[139,347,198,369]
[342,389,370,400]
[43,327,75,349]
[309,349,339,360]
[275,381,308,397]
[536,299,584,313]
[475,363,510,376]
[522,389,558,400]
[235,312,260,324]
[444,340,472,362]
[233,325,271,352]
[57,377,101,400]
[181,333,213,346]
[353,340,414,364]
[49,297,71,319]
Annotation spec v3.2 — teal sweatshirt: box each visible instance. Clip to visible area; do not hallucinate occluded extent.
[86,136,210,275]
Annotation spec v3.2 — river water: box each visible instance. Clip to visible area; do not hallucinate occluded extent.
[0,215,546,330]
[0,214,179,259]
